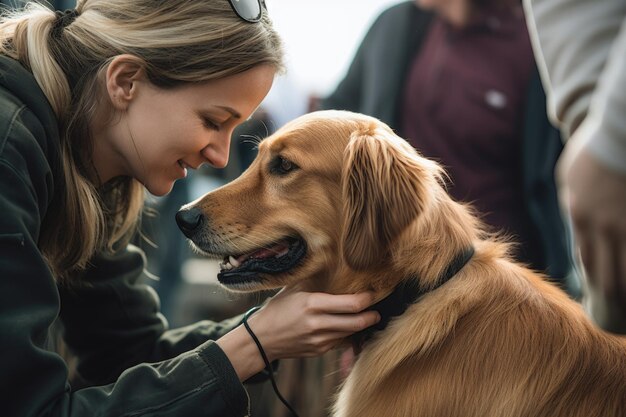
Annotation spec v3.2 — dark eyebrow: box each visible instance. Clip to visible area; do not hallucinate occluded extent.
[215,105,241,119]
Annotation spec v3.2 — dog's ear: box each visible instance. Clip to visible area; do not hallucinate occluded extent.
[341,124,438,270]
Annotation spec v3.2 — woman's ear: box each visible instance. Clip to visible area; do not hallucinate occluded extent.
[105,54,146,110]
[340,124,435,270]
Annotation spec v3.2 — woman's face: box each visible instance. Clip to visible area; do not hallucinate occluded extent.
[97,64,275,196]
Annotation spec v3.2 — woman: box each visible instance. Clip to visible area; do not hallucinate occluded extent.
[0,1,380,416]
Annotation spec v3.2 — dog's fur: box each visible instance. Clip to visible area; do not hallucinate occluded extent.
[182,111,626,417]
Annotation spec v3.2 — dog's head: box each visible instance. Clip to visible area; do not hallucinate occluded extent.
[177,110,451,293]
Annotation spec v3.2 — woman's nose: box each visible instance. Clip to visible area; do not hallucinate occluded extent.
[202,132,232,168]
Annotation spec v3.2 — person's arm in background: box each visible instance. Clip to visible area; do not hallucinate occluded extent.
[523,0,626,333]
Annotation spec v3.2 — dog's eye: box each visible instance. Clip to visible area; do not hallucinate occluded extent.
[281,158,294,172]
[270,156,298,175]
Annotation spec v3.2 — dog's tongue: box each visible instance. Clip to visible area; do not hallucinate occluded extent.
[236,240,290,263]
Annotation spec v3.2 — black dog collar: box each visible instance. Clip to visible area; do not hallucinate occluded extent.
[351,246,475,352]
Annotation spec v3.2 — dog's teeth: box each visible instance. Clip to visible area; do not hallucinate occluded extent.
[219,260,233,271]
[229,255,240,268]
[275,247,289,258]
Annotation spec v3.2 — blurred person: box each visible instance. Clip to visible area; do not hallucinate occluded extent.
[321,0,579,297]
[0,1,381,416]
[524,0,626,333]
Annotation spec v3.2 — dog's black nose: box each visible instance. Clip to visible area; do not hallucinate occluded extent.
[175,207,204,238]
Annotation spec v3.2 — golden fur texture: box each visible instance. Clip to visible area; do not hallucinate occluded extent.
[183,110,626,417]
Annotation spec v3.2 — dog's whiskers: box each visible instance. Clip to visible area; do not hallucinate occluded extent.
[240,134,263,150]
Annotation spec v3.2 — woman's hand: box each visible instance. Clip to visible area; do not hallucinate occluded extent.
[249,287,381,361]
[216,288,380,381]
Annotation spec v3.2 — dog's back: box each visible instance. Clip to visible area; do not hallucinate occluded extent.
[334,247,626,417]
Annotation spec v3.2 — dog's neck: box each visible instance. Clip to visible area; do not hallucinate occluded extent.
[351,246,475,353]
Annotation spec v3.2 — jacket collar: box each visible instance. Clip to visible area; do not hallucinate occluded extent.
[0,55,60,139]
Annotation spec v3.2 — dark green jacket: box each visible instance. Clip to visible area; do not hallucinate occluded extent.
[0,55,251,416]
[321,1,579,296]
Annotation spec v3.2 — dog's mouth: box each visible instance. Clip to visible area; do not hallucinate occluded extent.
[217,236,307,288]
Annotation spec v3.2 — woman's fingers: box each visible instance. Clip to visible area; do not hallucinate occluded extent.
[302,291,378,314]
[305,311,381,334]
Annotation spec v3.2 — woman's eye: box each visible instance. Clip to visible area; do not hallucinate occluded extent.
[203,118,220,131]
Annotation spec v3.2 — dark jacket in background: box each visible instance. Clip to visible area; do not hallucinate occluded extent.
[321,1,579,296]
[0,55,251,417]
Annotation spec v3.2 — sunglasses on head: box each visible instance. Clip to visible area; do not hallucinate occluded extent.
[227,0,267,23]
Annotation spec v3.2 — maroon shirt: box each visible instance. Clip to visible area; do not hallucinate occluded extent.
[400,5,537,259]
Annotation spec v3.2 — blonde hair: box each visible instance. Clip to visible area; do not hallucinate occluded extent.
[0,0,284,279]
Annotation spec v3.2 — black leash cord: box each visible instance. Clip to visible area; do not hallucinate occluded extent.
[242,306,300,417]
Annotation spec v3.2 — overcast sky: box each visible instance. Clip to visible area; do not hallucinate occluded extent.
[266,0,405,96]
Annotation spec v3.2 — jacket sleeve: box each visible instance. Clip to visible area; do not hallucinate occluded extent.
[524,0,626,173]
[581,18,626,174]
[0,111,250,417]
[59,245,244,385]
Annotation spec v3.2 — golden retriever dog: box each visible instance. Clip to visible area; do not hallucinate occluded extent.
[176,110,626,417]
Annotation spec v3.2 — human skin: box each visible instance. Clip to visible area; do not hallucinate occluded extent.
[557,135,626,333]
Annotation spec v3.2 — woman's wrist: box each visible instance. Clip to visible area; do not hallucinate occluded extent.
[216,323,267,382]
